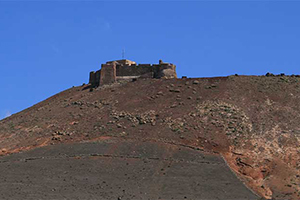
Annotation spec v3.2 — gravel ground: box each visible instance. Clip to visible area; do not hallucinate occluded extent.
[0,139,259,200]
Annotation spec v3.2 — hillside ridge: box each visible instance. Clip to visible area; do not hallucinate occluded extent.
[1,75,300,199]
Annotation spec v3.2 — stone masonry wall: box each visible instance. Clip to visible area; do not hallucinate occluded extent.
[89,71,96,86]
[116,64,154,77]
[89,70,101,87]
[100,63,117,85]
[156,63,177,79]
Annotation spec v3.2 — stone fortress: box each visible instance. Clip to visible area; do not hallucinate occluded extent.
[89,59,177,87]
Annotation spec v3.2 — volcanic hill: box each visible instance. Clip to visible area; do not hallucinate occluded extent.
[1,75,300,199]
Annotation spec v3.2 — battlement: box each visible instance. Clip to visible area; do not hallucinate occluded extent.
[89,59,177,87]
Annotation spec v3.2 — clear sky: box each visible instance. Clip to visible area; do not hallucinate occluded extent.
[1,1,300,119]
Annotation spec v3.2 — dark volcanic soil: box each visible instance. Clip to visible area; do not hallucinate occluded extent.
[0,76,300,199]
[0,138,258,199]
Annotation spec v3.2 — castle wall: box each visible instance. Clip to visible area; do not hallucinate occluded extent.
[95,70,101,86]
[89,71,96,86]
[89,70,101,87]
[89,60,177,87]
[100,63,116,85]
[156,63,177,79]
[116,64,154,77]
[152,64,161,78]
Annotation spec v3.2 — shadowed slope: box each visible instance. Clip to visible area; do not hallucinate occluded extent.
[0,139,258,200]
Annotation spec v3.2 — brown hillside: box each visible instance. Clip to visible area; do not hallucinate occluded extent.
[1,76,300,199]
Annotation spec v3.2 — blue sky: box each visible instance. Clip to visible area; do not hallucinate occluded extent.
[1,1,300,119]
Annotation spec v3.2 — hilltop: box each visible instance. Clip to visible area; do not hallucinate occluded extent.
[0,75,300,199]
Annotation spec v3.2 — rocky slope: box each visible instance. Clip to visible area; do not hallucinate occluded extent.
[1,75,300,199]
[0,139,258,199]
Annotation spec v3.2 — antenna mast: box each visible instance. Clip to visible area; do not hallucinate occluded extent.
[122,49,125,59]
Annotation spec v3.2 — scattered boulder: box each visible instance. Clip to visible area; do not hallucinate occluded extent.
[52,135,61,141]
[71,101,84,106]
[1,148,7,154]
[120,132,127,136]
[170,104,177,108]
[169,89,180,93]
[265,73,275,77]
